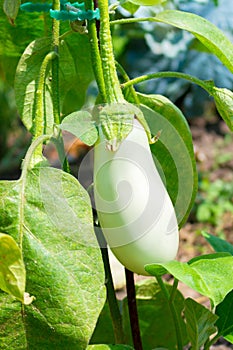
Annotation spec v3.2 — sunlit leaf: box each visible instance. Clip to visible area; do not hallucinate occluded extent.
[209,87,233,131]
[154,10,233,74]
[145,253,233,306]
[0,233,25,302]
[59,111,98,146]
[0,161,105,348]
[15,33,94,134]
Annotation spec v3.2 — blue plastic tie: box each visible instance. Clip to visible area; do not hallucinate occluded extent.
[20,1,100,21]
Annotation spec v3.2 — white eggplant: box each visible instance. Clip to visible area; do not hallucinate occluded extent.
[94,118,179,275]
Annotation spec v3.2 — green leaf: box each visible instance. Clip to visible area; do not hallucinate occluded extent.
[3,0,20,24]
[120,0,139,15]
[215,289,233,343]
[184,298,218,350]
[87,346,134,349]
[154,10,233,74]
[14,37,53,134]
[209,87,233,132]
[0,293,27,348]
[145,253,233,306]
[15,33,94,134]
[123,279,187,349]
[62,33,94,114]
[90,301,115,344]
[0,165,105,349]
[59,111,98,146]
[0,4,47,85]
[137,93,198,227]
[202,232,233,256]
[0,233,25,302]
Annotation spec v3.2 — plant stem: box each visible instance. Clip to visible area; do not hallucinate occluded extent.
[86,0,107,103]
[121,71,211,93]
[170,278,179,303]
[156,276,183,350]
[95,227,125,344]
[34,52,57,141]
[52,0,60,124]
[115,61,140,105]
[111,17,159,26]
[98,0,124,103]
[125,269,143,350]
[51,0,69,172]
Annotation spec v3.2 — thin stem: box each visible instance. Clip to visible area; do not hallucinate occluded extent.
[98,0,124,103]
[51,0,70,172]
[95,227,125,344]
[122,71,211,92]
[156,276,183,350]
[169,278,179,303]
[52,0,60,124]
[111,17,158,26]
[34,52,56,141]
[115,61,140,105]
[86,0,107,103]
[125,269,143,350]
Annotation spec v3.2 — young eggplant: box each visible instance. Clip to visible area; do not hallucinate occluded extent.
[94,118,179,275]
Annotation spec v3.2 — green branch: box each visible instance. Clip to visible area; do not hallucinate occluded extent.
[115,61,140,105]
[121,71,211,92]
[33,51,56,158]
[52,0,60,124]
[86,0,107,103]
[156,276,183,350]
[98,0,124,103]
[111,17,158,26]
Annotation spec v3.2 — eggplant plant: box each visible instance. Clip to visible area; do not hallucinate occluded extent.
[0,0,233,349]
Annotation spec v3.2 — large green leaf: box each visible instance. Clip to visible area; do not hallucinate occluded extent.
[123,279,187,349]
[137,93,197,227]
[184,298,218,350]
[145,253,233,306]
[0,165,105,349]
[0,233,25,302]
[14,33,94,134]
[215,289,233,344]
[154,10,233,74]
